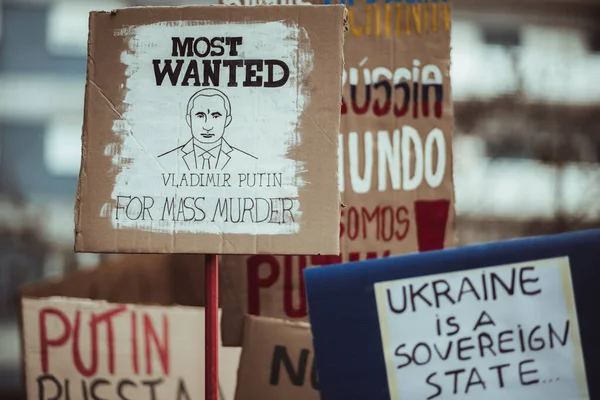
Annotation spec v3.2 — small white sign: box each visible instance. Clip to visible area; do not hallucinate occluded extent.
[374,256,589,400]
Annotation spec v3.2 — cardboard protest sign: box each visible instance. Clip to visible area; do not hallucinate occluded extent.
[19,255,209,307]
[304,229,600,400]
[235,315,318,400]
[220,0,455,346]
[75,6,346,254]
[375,257,588,399]
[22,297,207,399]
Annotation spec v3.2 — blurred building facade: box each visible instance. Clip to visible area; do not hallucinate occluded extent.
[0,0,599,397]
[452,0,600,244]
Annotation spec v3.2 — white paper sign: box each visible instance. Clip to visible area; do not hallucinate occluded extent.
[109,21,313,235]
[374,257,589,400]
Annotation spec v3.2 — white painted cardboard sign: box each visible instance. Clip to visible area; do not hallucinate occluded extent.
[374,257,589,400]
[75,6,345,254]
[22,297,204,400]
[112,21,311,236]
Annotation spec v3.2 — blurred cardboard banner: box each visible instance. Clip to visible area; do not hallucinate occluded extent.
[235,316,318,400]
[75,5,346,255]
[19,254,209,307]
[220,0,455,346]
[22,297,205,400]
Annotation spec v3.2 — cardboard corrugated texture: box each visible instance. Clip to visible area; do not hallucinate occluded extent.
[75,5,346,255]
[220,0,456,346]
[19,254,210,307]
[235,315,318,400]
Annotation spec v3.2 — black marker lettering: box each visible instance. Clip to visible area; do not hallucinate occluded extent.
[489,363,510,388]
[171,37,194,57]
[457,337,475,361]
[243,59,264,87]
[490,268,516,299]
[394,344,411,369]
[432,279,455,308]
[226,37,243,56]
[37,374,62,400]
[519,359,539,386]
[210,37,225,57]
[117,379,136,400]
[202,60,221,86]
[90,378,110,400]
[549,320,570,348]
[520,266,542,295]
[446,316,460,336]
[426,373,442,399]
[410,283,433,311]
[153,59,184,86]
[176,379,192,400]
[529,326,545,351]
[497,330,513,354]
[269,345,309,386]
[223,59,243,87]
[387,287,407,314]
[141,378,163,400]
[465,368,486,393]
[445,369,465,395]
[478,332,497,356]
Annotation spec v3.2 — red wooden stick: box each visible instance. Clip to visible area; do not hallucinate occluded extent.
[205,254,219,400]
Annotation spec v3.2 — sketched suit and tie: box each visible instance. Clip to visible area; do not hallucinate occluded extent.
[158,88,257,171]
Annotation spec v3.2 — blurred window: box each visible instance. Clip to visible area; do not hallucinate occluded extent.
[481,25,521,47]
[46,0,126,57]
[0,0,3,43]
[589,31,600,53]
[44,117,81,177]
[485,139,531,160]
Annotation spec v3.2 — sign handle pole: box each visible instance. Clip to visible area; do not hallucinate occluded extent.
[205,254,219,400]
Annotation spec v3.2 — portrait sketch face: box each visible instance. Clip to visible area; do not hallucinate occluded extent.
[156,88,257,173]
[187,90,232,145]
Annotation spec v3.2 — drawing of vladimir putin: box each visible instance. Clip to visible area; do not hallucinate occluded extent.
[158,88,257,171]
